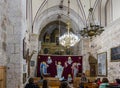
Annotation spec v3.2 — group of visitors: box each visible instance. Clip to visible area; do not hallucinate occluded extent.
[25,77,49,88]
[79,73,120,88]
[25,73,120,88]
[95,77,120,88]
[24,77,73,88]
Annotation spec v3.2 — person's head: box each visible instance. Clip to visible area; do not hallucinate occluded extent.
[102,78,109,83]
[68,74,71,77]
[81,73,86,77]
[43,61,46,64]
[68,57,71,60]
[116,79,120,84]
[58,61,61,65]
[28,78,34,83]
[42,80,48,88]
[74,62,77,66]
[97,78,101,81]
[60,81,69,88]
[48,56,51,59]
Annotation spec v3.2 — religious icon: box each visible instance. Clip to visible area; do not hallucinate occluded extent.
[40,61,48,75]
[71,62,80,78]
[68,57,73,64]
[67,74,72,83]
[55,61,64,80]
[65,57,73,67]
[47,56,52,64]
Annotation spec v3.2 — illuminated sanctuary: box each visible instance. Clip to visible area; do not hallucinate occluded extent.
[0,0,120,88]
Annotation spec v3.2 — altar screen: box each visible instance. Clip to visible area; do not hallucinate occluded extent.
[37,55,82,81]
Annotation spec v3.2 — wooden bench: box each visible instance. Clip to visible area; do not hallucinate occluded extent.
[0,79,2,88]
[73,77,97,88]
[36,77,60,88]
[73,77,81,88]
[84,83,98,88]
[33,77,41,83]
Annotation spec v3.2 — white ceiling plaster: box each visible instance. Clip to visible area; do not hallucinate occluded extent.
[32,0,107,35]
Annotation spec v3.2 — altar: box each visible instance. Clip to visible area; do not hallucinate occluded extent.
[37,55,82,81]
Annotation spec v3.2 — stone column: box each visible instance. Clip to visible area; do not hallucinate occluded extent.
[29,33,39,77]
[80,38,90,73]
[0,0,7,66]
[5,0,26,88]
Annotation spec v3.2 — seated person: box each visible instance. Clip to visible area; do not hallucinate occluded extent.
[81,73,88,83]
[60,81,71,88]
[99,77,109,88]
[95,78,102,87]
[79,73,88,88]
[115,79,120,85]
[42,80,49,88]
[108,79,120,88]
[25,77,39,88]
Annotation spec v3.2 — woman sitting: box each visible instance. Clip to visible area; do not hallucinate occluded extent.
[79,73,88,88]
[99,77,109,88]
[60,81,71,88]
[25,78,39,88]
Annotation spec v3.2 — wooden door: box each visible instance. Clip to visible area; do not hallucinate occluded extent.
[90,64,97,77]
[0,66,6,88]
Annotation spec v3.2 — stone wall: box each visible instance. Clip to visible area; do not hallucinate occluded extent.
[79,39,89,73]
[0,0,7,66]
[0,0,27,88]
[30,33,39,77]
[90,18,120,82]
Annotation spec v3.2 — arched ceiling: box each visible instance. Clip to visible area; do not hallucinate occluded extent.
[32,0,108,35]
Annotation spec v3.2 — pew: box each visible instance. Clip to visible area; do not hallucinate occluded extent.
[0,79,2,88]
[73,77,97,88]
[33,77,41,83]
[84,83,98,88]
[73,77,81,88]
[106,83,120,88]
[36,77,60,88]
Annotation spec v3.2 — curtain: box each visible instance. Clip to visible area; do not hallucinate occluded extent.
[37,55,82,81]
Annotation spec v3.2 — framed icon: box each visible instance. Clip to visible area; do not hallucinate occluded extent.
[111,46,120,61]
[23,37,27,59]
[97,52,107,76]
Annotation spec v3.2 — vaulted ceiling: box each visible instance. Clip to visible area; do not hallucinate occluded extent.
[31,0,108,36]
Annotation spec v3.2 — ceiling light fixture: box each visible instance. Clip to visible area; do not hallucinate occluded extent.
[79,0,104,39]
[59,0,80,48]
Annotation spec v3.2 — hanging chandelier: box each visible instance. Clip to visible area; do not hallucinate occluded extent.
[59,0,80,48]
[59,22,80,48]
[79,6,104,39]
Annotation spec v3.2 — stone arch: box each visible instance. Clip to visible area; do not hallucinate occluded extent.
[33,5,84,34]
[32,5,84,55]
[39,20,67,42]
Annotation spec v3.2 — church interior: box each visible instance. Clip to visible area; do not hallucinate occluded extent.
[0,0,120,88]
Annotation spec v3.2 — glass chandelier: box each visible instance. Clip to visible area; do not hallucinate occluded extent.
[59,0,80,48]
[79,4,104,39]
[59,22,80,48]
